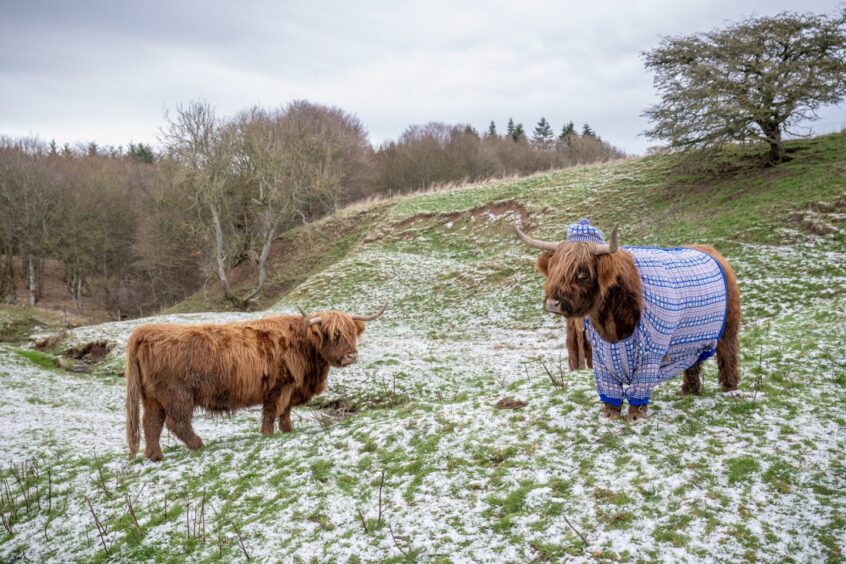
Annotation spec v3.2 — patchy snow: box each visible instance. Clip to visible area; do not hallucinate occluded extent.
[2,166,846,561]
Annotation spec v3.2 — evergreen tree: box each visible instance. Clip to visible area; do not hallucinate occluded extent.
[532,117,554,147]
[48,139,58,155]
[512,123,526,142]
[506,118,515,138]
[581,123,596,138]
[559,121,576,139]
[487,120,497,137]
[128,142,155,164]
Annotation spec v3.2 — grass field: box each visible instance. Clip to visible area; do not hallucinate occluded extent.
[1,134,845,562]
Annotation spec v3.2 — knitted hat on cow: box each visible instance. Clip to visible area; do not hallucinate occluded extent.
[567,219,606,244]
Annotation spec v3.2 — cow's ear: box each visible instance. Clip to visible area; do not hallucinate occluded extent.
[535,252,553,277]
[307,324,324,341]
[354,320,366,336]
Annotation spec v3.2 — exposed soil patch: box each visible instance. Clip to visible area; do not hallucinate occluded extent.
[313,398,357,414]
[788,194,846,235]
[392,200,530,239]
[309,398,358,427]
[65,340,114,364]
[495,397,528,410]
[32,330,68,351]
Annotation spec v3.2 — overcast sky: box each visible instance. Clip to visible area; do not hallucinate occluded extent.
[2,0,845,155]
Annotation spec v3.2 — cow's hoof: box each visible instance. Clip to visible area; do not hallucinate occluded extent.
[602,404,622,419]
[146,453,163,462]
[627,405,648,421]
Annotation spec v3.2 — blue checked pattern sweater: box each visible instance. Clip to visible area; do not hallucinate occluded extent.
[585,246,728,407]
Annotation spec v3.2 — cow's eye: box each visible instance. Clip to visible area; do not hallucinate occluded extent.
[576,270,589,280]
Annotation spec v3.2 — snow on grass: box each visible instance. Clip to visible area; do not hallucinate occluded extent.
[2,155,846,562]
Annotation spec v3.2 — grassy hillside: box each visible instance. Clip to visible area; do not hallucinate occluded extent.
[1,133,845,562]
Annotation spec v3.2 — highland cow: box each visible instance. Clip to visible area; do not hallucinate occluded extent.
[125,303,387,461]
[516,219,741,420]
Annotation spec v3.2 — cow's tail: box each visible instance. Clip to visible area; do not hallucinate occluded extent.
[566,317,592,371]
[125,335,143,461]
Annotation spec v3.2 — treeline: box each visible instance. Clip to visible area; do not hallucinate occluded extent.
[376,118,623,194]
[0,101,623,317]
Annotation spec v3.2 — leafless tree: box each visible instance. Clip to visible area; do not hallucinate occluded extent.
[0,137,59,305]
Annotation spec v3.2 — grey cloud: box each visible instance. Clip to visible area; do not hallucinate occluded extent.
[1,0,843,154]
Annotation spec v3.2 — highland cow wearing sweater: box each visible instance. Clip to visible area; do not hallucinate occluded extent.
[516,219,741,420]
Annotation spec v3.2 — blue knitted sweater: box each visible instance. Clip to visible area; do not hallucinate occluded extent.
[585,246,728,407]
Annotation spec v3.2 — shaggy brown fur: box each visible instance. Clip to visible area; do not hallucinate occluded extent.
[535,241,741,409]
[125,311,367,461]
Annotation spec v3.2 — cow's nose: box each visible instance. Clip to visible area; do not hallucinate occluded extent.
[544,298,561,314]
[346,352,358,363]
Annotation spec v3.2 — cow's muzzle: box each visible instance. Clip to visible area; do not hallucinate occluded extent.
[340,353,358,366]
[545,298,576,316]
[544,298,566,315]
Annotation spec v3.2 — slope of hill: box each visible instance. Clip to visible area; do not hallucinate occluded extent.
[1,133,845,562]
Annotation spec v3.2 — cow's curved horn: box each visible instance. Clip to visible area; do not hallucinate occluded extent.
[352,301,388,322]
[297,305,322,325]
[591,225,619,256]
[513,224,560,251]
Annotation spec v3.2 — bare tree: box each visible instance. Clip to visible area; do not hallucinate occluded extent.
[0,138,59,305]
[161,102,244,305]
[161,100,371,308]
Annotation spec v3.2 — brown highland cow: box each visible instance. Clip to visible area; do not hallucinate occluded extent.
[516,219,741,420]
[125,304,386,461]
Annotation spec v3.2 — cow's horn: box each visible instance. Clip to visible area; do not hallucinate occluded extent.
[591,225,619,256]
[514,224,560,251]
[352,301,388,322]
[297,305,322,325]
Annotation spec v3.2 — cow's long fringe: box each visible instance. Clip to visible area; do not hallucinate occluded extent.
[125,336,142,461]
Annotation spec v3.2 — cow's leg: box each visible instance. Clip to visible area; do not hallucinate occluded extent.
[142,397,166,461]
[260,403,277,435]
[717,256,742,393]
[681,362,703,395]
[279,392,305,432]
[602,403,621,419]
[717,312,741,392]
[261,388,281,435]
[262,385,293,435]
[164,398,203,450]
[278,406,294,433]
[627,404,648,421]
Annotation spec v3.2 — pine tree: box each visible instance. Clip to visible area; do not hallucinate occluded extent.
[506,118,515,138]
[128,142,155,164]
[487,120,497,137]
[512,123,526,142]
[48,139,58,155]
[581,123,596,138]
[559,121,576,139]
[532,117,554,147]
